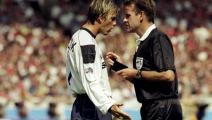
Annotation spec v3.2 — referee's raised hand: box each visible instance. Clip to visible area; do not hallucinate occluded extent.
[109,104,131,120]
[106,52,121,67]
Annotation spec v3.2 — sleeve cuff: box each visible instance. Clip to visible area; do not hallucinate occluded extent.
[100,99,116,114]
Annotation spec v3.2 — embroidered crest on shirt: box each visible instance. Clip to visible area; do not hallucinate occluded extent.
[68,39,77,52]
[85,67,93,74]
[136,57,143,69]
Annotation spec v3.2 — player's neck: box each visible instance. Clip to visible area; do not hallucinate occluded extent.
[82,23,100,37]
[137,22,153,37]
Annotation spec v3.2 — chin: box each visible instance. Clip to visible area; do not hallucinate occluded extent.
[105,31,111,35]
[123,28,130,32]
[101,32,108,35]
[123,26,130,32]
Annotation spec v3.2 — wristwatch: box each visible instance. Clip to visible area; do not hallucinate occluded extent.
[135,69,142,79]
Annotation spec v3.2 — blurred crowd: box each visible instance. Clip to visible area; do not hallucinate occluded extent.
[0,0,211,120]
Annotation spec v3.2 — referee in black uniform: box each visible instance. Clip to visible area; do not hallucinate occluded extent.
[106,0,183,120]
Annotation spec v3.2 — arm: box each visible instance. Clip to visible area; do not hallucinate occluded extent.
[117,68,175,83]
[151,33,176,81]
[139,69,175,81]
[116,34,176,83]
[106,52,174,82]
[132,32,176,82]
[78,43,130,119]
[79,44,115,114]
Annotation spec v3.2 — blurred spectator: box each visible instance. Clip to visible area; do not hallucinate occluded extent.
[0,104,5,118]
[196,103,209,120]
[0,0,211,119]
[14,102,32,120]
[47,102,59,120]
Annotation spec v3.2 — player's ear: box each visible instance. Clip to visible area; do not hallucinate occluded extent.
[97,16,105,24]
[139,11,144,22]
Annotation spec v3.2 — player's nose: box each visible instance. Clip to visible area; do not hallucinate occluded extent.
[123,17,128,22]
[112,20,116,26]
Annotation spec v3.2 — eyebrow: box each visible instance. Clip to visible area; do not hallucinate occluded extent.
[125,14,130,18]
[111,17,116,21]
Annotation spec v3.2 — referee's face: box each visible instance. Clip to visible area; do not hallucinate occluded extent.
[99,12,117,35]
[123,4,141,33]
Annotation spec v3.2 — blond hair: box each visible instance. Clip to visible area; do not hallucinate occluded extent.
[87,0,118,24]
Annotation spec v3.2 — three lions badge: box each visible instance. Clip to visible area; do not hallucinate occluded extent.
[136,57,143,69]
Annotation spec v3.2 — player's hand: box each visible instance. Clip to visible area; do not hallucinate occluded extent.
[110,104,131,120]
[106,52,121,67]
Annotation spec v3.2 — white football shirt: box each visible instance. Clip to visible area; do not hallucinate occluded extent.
[66,28,115,114]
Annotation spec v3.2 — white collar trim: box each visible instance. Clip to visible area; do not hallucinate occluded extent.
[138,24,156,42]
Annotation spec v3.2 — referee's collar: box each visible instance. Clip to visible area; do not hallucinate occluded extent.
[138,24,156,42]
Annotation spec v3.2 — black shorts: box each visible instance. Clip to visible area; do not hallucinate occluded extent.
[71,94,112,120]
[141,98,182,120]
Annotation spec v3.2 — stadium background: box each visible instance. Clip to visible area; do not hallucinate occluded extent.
[0,0,211,120]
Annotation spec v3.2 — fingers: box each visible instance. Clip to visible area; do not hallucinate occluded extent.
[117,70,126,79]
[106,57,114,65]
[117,111,131,120]
[117,69,127,77]
[106,52,116,59]
[115,103,123,107]
[116,69,124,74]
[106,52,116,67]
[106,52,120,61]
[110,104,131,120]
[114,109,131,119]
[106,52,116,57]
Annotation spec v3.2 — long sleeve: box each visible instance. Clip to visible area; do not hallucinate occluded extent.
[80,44,115,114]
[66,30,115,114]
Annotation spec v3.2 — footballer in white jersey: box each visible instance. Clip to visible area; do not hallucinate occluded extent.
[66,28,115,114]
[65,0,131,119]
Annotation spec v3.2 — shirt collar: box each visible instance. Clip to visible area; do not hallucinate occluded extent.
[138,24,156,42]
[80,27,96,38]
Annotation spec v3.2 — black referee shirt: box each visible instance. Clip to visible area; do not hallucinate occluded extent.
[133,29,178,103]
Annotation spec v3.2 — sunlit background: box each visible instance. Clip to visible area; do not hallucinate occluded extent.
[0,0,211,120]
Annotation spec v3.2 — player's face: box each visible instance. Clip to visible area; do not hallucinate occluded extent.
[123,4,141,33]
[99,12,117,35]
